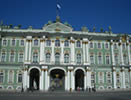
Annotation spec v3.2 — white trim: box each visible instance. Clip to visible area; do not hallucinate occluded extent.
[28,66,41,74]
[2,38,8,46]
[16,86,22,90]
[7,86,14,90]
[17,71,22,83]
[33,38,40,47]
[19,39,25,47]
[8,70,14,84]
[0,51,6,62]
[10,39,16,46]
[74,67,85,73]
[0,70,5,84]
[0,85,4,90]
[18,52,24,63]
[9,52,15,62]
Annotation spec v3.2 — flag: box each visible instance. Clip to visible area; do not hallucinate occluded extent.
[57,4,61,10]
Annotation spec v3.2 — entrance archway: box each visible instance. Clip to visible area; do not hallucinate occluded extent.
[75,69,84,91]
[50,69,65,91]
[29,68,40,90]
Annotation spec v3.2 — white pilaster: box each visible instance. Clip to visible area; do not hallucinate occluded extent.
[61,41,64,64]
[127,39,131,65]
[121,67,126,89]
[82,40,86,65]
[129,67,131,88]
[24,40,28,62]
[111,40,115,65]
[39,71,42,90]
[86,67,91,89]
[23,68,28,91]
[28,40,32,63]
[119,39,124,65]
[68,66,74,91]
[71,70,75,90]
[51,40,55,64]
[40,36,45,64]
[85,40,90,65]
[65,73,68,91]
[70,37,75,65]
[67,70,70,91]
[113,67,117,89]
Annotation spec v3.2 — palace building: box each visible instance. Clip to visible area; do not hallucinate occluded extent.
[0,17,131,91]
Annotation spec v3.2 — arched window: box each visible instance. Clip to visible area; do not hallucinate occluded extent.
[106,55,110,64]
[19,53,24,62]
[18,72,22,83]
[33,52,38,63]
[3,39,7,46]
[98,53,102,64]
[116,72,120,83]
[0,71,4,83]
[12,39,16,46]
[76,54,81,64]
[20,40,24,46]
[105,43,109,49]
[1,52,6,62]
[90,42,93,48]
[46,53,51,63]
[76,41,81,47]
[55,53,60,64]
[106,72,112,83]
[10,52,15,62]
[91,72,95,85]
[64,54,69,63]
[99,72,104,84]
[55,40,60,47]
[98,42,101,49]
[46,40,51,46]
[8,70,13,83]
[90,54,94,64]
[64,40,69,47]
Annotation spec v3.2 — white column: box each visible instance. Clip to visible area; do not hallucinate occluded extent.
[28,40,32,63]
[61,41,64,64]
[40,69,44,91]
[127,39,131,65]
[45,69,48,91]
[86,67,91,89]
[23,68,28,91]
[65,73,68,91]
[24,40,29,62]
[67,70,70,91]
[27,72,29,88]
[71,71,75,91]
[70,37,75,65]
[119,39,124,65]
[40,36,45,64]
[84,74,86,90]
[129,67,131,88]
[39,71,42,90]
[121,67,126,89]
[82,41,86,65]
[113,67,117,89]
[111,40,115,65]
[85,40,90,65]
[68,67,74,91]
[51,40,55,64]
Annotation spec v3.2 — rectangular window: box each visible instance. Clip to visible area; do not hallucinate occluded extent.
[19,53,23,62]
[1,52,6,62]
[0,72,4,83]
[106,72,112,84]
[20,40,24,46]
[34,40,38,46]
[105,43,109,49]
[12,39,16,46]
[33,53,38,63]
[114,44,117,49]
[77,54,81,64]
[3,40,7,46]
[8,71,13,83]
[90,55,94,64]
[90,42,93,48]
[46,40,51,46]
[18,73,22,83]
[122,44,126,49]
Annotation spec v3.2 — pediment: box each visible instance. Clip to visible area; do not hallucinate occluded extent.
[42,22,73,32]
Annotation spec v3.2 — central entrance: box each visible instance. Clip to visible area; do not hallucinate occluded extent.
[50,69,65,91]
[29,68,40,90]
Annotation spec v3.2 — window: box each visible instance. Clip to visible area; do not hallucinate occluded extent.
[8,71,13,83]
[105,43,109,49]
[20,40,24,46]
[34,39,38,46]
[90,55,94,64]
[122,44,126,49]
[55,40,60,47]
[76,54,81,64]
[116,72,120,83]
[130,45,131,50]
[106,72,111,83]
[114,43,117,49]
[46,53,51,63]
[106,55,110,64]
[10,52,15,62]
[33,52,38,63]
[64,40,69,47]
[55,53,60,64]
[0,71,4,83]
[1,52,6,62]
[19,53,24,62]
[18,73,22,83]
[64,54,69,63]
[98,42,101,49]
[115,54,119,64]
[76,41,81,47]
[123,55,128,65]
[12,39,16,46]
[99,72,104,84]
[98,54,102,64]
[90,42,93,48]
[46,40,51,46]
[3,39,7,46]
[91,72,95,84]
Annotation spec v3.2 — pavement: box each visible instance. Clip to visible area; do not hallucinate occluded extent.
[0,90,131,100]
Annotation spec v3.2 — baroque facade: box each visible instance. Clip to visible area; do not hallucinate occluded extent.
[0,17,131,91]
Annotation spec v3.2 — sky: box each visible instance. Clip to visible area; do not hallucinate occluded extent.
[0,0,131,34]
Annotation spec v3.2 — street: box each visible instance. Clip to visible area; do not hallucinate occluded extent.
[0,91,131,100]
